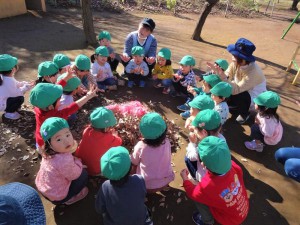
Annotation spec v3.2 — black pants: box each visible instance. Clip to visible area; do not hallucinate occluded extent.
[108,57,119,72]
[126,73,146,84]
[121,58,155,77]
[5,96,24,113]
[228,91,251,117]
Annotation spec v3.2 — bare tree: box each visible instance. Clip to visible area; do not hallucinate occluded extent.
[191,0,219,41]
[81,0,97,46]
[291,0,299,10]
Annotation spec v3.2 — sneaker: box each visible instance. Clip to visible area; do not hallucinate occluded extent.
[236,114,250,124]
[4,112,21,120]
[139,80,146,88]
[192,212,206,225]
[244,140,264,152]
[180,110,191,120]
[107,85,117,91]
[128,81,134,88]
[177,104,190,111]
[154,83,163,88]
[64,187,89,205]
[162,87,170,94]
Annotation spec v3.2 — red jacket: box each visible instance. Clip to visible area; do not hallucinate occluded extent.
[183,161,249,225]
[75,126,122,176]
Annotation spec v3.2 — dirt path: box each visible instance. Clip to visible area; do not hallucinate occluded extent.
[0,5,299,225]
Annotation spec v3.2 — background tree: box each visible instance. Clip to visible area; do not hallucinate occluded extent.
[191,0,219,41]
[81,0,97,46]
[291,0,299,10]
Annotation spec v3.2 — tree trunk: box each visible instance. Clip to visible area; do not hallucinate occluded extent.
[191,0,219,41]
[81,0,97,46]
[291,0,299,10]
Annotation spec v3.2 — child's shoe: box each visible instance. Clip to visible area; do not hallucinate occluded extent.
[244,140,264,152]
[127,81,134,88]
[154,83,163,88]
[177,104,190,111]
[139,80,146,88]
[236,114,250,124]
[162,87,170,94]
[192,212,208,225]
[4,112,21,120]
[180,110,191,120]
[64,187,89,205]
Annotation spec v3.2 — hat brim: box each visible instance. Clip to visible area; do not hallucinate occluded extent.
[227,44,255,62]
[141,22,154,31]
[0,182,46,224]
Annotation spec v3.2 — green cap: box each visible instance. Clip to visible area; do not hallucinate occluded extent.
[30,83,63,108]
[101,146,131,180]
[140,112,166,139]
[98,30,111,41]
[192,109,221,130]
[254,91,281,108]
[75,54,90,71]
[179,55,195,66]
[95,46,109,57]
[53,54,71,69]
[0,54,18,71]
[131,46,144,56]
[90,107,117,129]
[188,95,214,111]
[203,74,221,88]
[215,59,229,71]
[210,82,232,98]
[198,136,231,174]
[40,117,69,141]
[37,61,58,77]
[158,48,171,60]
[57,74,81,92]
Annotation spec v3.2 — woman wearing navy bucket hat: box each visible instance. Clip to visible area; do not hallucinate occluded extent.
[216,38,267,124]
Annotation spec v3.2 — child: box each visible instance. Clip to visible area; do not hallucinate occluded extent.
[91,46,117,91]
[171,55,196,98]
[75,107,122,176]
[130,112,175,193]
[96,146,153,225]
[244,91,283,152]
[29,81,97,153]
[97,30,119,73]
[181,136,249,225]
[35,117,89,205]
[179,74,221,119]
[210,81,232,125]
[201,58,229,80]
[125,46,149,88]
[35,61,59,84]
[152,48,174,94]
[57,74,81,125]
[0,54,33,120]
[186,109,225,181]
[53,53,71,74]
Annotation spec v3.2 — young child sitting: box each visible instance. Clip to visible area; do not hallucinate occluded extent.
[171,55,196,98]
[53,53,71,75]
[179,74,221,119]
[57,74,81,126]
[0,54,33,120]
[210,81,232,125]
[75,107,122,176]
[245,91,283,152]
[130,112,175,193]
[91,46,117,91]
[30,81,97,153]
[125,46,149,88]
[35,61,59,84]
[186,109,225,181]
[152,48,174,94]
[35,117,89,205]
[96,30,119,74]
[96,146,153,225]
[181,136,249,225]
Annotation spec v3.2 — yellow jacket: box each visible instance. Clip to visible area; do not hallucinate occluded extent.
[152,64,174,80]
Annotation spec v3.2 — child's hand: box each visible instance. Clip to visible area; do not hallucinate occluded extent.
[120,54,131,63]
[254,116,260,125]
[86,85,98,99]
[188,131,198,143]
[133,67,141,74]
[180,169,189,181]
[140,68,144,75]
[145,57,156,65]
[64,66,75,81]
[152,74,158,80]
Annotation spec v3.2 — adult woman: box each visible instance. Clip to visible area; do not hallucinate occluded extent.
[120,18,157,77]
[217,38,267,123]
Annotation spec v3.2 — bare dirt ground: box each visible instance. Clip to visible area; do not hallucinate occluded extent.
[0,3,300,225]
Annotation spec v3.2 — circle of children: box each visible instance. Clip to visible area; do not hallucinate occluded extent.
[1,17,299,225]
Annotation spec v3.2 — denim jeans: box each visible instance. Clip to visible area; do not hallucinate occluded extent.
[275,147,300,182]
[5,96,24,113]
[194,201,214,224]
[97,77,117,90]
[184,156,198,179]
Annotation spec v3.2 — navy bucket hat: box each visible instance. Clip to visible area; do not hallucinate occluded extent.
[227,38,256,62]
[0,182,46,225]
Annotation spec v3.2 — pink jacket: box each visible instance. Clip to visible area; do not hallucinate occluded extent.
[257,114,283,145]
[35,153,83,201]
